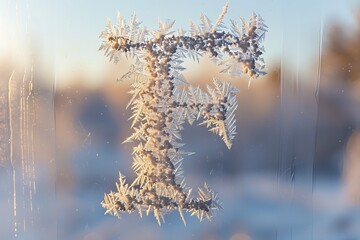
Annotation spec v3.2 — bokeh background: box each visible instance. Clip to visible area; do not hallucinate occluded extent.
[1,0,360,239]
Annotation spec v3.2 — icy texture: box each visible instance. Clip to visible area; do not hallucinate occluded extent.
[99,3,267,225]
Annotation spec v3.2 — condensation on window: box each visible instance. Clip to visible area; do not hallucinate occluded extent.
[1,0,360,239]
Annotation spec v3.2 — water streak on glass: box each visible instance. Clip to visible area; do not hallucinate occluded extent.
[0,1,57,239]
[279,0,323,239]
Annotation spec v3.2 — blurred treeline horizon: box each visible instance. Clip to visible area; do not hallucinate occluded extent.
[52,9,360,176]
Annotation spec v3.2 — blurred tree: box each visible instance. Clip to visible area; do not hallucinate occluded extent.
[322,8,360,83]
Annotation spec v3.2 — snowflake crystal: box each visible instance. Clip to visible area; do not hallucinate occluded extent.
[99,3,267,225]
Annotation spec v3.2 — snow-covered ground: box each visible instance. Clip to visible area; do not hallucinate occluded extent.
[55,152,360,240]
[2,144,360,240]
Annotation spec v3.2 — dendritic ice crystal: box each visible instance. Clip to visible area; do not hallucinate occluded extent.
[99,3,267,225]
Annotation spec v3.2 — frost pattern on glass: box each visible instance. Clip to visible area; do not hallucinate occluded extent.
[99,3,267,225]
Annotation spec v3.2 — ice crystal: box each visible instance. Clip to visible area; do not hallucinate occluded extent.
[99,3,267,225]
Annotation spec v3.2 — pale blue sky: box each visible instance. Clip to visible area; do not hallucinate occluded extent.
[1,0,359,85]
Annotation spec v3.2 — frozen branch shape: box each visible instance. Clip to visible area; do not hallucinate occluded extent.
[99,3,267,225]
